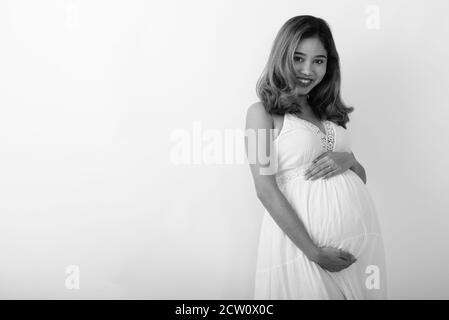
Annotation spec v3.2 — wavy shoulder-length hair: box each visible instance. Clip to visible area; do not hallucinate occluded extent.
[256,15,354,128]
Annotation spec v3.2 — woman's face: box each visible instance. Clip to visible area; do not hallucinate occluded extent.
[292,37,328,94]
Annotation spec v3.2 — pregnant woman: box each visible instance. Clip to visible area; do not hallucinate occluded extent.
[245,15,387,299]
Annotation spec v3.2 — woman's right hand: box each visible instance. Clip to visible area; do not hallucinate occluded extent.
[310,246,357,272]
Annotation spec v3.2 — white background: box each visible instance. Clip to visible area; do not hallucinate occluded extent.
[0,0,448,299]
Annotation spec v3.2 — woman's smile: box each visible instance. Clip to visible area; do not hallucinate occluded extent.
[297,78,314,87]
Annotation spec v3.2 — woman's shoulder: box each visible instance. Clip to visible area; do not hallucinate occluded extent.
[247,101,285,120]
[247,101,267,115]
[246,101,275,127]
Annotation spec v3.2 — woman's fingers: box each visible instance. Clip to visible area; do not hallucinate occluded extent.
[304,160,333,180]
[306,165,333,180]
[338,251,349,261]
[332,250,357,271]
[339,250,356,263]
[317,247,357,272]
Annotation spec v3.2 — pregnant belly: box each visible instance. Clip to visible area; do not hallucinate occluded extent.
[285,169,374,258]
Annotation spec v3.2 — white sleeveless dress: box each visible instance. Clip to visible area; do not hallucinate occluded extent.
[253,113,387,299]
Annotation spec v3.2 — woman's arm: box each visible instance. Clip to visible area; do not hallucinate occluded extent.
[256,185,320,259]
[349,152,367,184]
[245,102,319,260]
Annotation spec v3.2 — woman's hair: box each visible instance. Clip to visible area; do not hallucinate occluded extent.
[256,15,354,128]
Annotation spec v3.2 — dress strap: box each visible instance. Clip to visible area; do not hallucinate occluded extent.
[272,113,290,141]
[280,112,292,132]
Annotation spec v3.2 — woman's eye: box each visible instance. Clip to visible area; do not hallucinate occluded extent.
[294,57,325,64]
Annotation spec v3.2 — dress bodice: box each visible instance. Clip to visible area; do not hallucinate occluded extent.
[273,113,353,174]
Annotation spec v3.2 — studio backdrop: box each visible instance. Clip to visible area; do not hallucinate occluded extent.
[0,0,448,299]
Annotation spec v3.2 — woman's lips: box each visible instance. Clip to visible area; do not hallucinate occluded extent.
[297,78,314,87]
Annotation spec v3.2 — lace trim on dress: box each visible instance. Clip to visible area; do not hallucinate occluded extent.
[275,166,307,187]
[290,115,336,152]
[323,121,335,152]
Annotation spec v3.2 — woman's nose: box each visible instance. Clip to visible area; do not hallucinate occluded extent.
[297,61,313,76]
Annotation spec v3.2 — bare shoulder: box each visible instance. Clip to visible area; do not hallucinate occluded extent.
[245,101,273,130]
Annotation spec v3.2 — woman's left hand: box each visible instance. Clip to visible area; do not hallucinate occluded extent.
[304,151,356,180]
